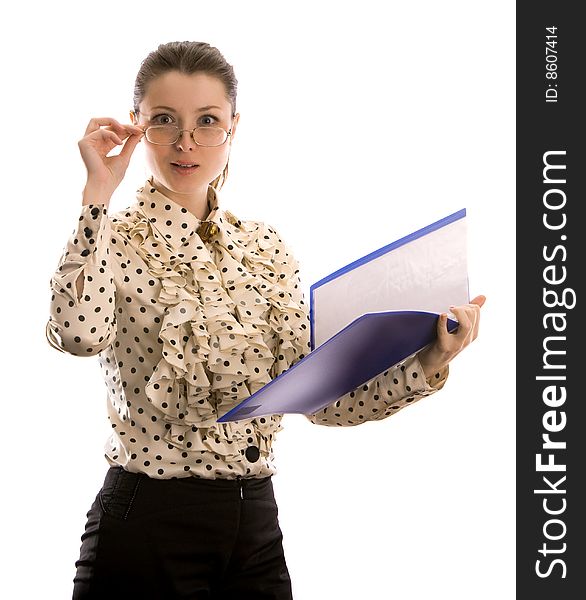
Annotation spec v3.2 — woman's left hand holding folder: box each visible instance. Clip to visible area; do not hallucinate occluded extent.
[417,295,486,379]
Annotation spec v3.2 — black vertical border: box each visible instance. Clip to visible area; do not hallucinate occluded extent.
[517,3,584,598]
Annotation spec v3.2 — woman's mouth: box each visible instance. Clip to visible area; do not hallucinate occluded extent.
[171,162,199,175]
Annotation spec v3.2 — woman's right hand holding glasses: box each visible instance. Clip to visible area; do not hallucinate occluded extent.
[78,117,144,207]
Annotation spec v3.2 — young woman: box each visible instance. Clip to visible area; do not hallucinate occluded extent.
[47,40,485,600]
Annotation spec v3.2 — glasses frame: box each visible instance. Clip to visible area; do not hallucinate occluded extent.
[136,113,233,147]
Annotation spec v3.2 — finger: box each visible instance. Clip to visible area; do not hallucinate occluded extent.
[459,304,481,345]
[470,294,486,308]
[471,303,481,340]
[449,304,472,333]
[98,129,125,146]
[114,124,145,138]
[84,117,121,136]
[435,312,454,350]
[118,131,144,159]
[79,128,125,148]
[469,295,485,340]
[84,117,127,137]
[437,312,448,335]
[449,305,475,350]
[436,313,468,358]
[128,124,146,134]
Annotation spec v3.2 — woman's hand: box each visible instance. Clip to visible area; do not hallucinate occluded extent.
[78,117,145,204]
[417,295,486,379]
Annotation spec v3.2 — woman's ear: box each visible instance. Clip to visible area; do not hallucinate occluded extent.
[230,113,240,143]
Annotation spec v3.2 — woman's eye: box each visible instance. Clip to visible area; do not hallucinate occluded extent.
[200,115,217,126]
[153,114,173,125]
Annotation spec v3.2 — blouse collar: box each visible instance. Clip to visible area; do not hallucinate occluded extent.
[135,176,224,249]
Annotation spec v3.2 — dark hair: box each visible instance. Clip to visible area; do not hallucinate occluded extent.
[132,41,238,192]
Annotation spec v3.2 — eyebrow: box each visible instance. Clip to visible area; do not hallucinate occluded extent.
[150,105,222,112]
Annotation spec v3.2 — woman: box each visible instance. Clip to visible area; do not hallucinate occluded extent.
[47,40,485,599]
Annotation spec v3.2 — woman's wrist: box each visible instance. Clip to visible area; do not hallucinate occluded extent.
[82,180,113,207]
[417,345,450,380]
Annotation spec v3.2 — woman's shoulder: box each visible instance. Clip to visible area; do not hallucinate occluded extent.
[106,203,152,243]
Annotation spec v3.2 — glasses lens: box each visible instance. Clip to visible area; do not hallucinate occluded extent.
[145,125,228,146]
[193,127,227,147]
[146,125,179,145]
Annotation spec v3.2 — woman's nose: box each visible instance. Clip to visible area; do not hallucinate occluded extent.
[176,129,194,150]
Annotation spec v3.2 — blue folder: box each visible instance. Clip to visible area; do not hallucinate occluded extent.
[217,209,468,422]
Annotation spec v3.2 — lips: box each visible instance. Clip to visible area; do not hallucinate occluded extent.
[171,161,199,167]
[170,162,200,175]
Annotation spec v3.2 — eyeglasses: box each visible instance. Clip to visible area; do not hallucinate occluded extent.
[138,120,232,147]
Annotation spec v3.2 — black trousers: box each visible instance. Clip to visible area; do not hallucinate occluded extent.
[72,466,293,599]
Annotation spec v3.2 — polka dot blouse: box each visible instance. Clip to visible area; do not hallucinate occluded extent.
[46,177,449,480]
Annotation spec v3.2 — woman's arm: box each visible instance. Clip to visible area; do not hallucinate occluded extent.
[46,196,119,356]
[47,118,142,357]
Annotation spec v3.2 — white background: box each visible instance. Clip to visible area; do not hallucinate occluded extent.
[1,1,515,598]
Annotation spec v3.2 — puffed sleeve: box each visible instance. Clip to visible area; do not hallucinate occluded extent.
[268,224,450,427]
[46,203,119,356]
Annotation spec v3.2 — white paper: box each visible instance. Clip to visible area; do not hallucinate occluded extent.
[311,212,469,348]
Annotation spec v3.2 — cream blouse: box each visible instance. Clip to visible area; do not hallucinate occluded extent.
[46,177,448,480]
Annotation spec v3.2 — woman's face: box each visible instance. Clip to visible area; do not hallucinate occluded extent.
[132,71,239,203]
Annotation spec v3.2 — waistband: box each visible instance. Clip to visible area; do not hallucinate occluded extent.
[102,466,273,506]
[104,466,271,485]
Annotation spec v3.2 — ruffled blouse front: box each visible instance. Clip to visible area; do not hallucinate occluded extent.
[114,178,309,469]
[47,177,448,480]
